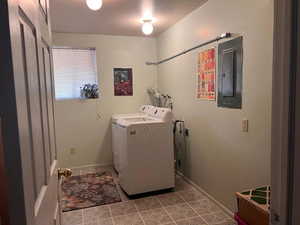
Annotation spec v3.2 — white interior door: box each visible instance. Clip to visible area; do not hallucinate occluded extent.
[19,7,60,225]
[3,0,61,224]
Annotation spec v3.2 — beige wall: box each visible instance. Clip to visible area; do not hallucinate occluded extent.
[156,0,273,211]
[53,0,273,212]
[53,33,157,168]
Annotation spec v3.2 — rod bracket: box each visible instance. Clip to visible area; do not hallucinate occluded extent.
[220,32,231,38]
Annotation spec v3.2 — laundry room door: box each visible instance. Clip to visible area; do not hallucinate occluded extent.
[271,0,300,224]
[1,0,62,224]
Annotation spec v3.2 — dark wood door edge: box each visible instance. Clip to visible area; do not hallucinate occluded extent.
[0,119,10,225]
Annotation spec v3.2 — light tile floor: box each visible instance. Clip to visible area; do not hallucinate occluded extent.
[62,166,236,225]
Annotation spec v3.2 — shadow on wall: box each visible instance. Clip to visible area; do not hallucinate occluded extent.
[182,134,191,177]
[97,123,113,166]
[174,121,191,176]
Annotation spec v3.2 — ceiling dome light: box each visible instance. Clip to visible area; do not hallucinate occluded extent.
[86,0,103,11]
[142,19,154,35]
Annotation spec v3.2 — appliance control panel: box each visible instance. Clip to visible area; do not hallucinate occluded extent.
[139,105,173,122]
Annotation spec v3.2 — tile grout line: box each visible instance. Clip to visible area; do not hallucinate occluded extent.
[81,209,85,225]
[137,211,146,225]
[184,199,234,225]
[177,172,234,218]
[133,200,146,225]
[184,200,210,225]
[176,190,210,225]
[156,195,178,225]
[188,198,234,223]
[162,205,178,225]
[176,215,208,224]
[107,167,119,225]
[108,205,115,225]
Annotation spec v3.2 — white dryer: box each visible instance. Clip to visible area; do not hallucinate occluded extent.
[114,107,174,195]
[111,105,155,172]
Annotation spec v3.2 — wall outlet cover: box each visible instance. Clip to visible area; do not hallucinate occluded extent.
[242,119,249,132]
[70,148,76,154]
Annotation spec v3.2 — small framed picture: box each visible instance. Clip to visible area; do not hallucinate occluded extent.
[113,68,133,96]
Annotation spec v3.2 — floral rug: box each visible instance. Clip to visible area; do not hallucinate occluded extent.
[61,171,121,212]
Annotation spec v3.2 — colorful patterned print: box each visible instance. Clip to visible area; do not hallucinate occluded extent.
[197,48,216,100]
[61,171,122,212]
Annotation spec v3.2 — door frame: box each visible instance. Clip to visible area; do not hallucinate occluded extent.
[289,0,300,224]
[271,0,299,224]
[1,0,299,224]
[0,119,10,225]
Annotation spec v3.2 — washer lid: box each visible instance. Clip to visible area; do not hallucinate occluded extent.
[117,116,163,127]
[111,113,145,123]
[122,117,155,123]
[111,105,152,123]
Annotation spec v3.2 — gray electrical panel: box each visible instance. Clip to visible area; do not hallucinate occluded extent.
[218,37,243,108]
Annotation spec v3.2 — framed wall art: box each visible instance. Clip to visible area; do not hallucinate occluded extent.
[113,68,133,96]
[197,48,216,100]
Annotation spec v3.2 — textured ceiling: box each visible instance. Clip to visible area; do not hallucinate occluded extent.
[50,0,208,36]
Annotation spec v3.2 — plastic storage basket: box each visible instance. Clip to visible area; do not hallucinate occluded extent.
[234,213,249,225]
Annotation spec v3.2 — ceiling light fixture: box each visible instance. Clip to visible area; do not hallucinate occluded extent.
[86,0,103,11]
[142,19,154,35]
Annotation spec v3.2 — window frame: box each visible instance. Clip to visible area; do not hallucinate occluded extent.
[52,46,99,101]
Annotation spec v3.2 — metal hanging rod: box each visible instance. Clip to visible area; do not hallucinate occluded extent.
[146,32,231,65]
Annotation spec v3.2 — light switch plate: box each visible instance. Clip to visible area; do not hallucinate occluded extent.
[242,119,249,132]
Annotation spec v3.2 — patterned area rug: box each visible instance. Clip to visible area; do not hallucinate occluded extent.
[61,171,121,212]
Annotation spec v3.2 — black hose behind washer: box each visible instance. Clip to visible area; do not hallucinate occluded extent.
[173,120,184,134]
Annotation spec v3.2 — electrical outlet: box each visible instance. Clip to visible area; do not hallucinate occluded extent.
[242,119,249,132]
[70,148,76,155]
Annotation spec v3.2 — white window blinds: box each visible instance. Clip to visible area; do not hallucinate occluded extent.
[52,48,98,100]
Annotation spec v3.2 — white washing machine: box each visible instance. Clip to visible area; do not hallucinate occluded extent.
[114,107,174,195]
[111,105,155,172]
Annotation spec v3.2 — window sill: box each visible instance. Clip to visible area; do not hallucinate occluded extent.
[55,97,100,102]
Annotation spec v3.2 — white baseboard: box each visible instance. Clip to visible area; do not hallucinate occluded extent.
[70,163,113,170]
[176,171,234,218]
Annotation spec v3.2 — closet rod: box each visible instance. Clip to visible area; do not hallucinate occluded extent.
[146,32,231,65]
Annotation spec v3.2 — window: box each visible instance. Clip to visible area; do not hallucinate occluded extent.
[52,47,98,100]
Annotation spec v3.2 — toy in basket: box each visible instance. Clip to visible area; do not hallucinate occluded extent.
[235,186,270,225]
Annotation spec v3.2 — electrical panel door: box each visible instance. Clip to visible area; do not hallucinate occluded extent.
[218,37,243,108]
